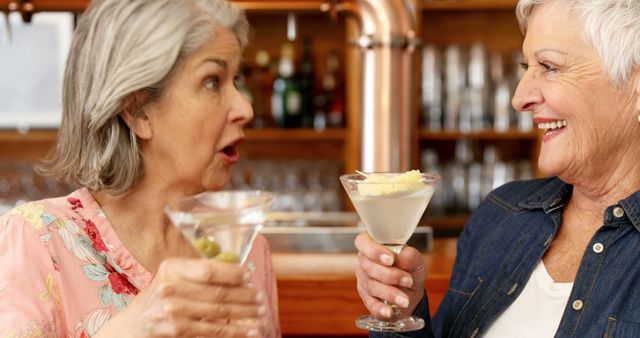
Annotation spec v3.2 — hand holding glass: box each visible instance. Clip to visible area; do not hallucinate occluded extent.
[341,172,439,332]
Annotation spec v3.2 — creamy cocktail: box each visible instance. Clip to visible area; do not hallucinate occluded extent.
[340,170,440,332]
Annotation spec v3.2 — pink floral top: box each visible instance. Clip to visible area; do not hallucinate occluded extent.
[0,188,280,337]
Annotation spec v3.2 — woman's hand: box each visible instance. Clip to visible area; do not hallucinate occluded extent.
[355,232,427,320]
[96,258,265,337]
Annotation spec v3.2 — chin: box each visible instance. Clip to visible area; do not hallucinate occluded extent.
[537,156,564,178]
[202,169,231,191]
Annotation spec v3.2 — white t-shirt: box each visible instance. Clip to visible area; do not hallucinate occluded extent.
[483,260,573,338]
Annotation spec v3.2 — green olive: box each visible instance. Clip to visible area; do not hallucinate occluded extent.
[214,252,240,263]
[192,237,221,258]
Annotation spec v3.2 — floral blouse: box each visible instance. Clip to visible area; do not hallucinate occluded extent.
[0,188,280,337]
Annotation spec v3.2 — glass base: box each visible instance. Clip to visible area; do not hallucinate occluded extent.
[355,314,425,332]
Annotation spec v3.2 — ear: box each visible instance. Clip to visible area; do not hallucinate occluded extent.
[119,92,153,140]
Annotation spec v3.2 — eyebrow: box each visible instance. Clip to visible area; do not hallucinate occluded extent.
[198,58,228,70]
[534,48,567,57]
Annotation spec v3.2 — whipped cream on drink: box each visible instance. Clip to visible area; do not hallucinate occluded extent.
[357,169,425,196]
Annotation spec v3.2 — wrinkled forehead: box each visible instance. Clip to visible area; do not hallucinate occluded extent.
[523,2,589,55]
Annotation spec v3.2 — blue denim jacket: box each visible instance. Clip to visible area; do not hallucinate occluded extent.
[373,177,640,338]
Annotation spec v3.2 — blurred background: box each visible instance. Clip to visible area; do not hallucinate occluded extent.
[0,0,534,336]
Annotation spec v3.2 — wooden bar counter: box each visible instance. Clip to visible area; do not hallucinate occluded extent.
[273,238,457,337]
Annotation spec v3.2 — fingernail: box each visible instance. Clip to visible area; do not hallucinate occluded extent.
[380,307,392,318]
[400,276,413,288]
[379,254,394,266]
[247,328,259,337]
[256,291,265,302]
[395,295,409,308]
[258,305,267,316]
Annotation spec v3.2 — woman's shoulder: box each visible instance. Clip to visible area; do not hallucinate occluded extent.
[0,187,92,235]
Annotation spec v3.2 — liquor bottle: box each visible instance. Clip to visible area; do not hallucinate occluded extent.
[271,42,302,128]
[250,50,274,128]
[299,38,315,128]
[323,50,344,128]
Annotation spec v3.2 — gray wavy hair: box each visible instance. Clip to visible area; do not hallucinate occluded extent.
[516,0,640,85]
[39,0,249,194]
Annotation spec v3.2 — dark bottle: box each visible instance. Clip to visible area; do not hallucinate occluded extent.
[271,42,302,128]
[250,50,274,128]
[299,38,315,128]
[315,50,344,128]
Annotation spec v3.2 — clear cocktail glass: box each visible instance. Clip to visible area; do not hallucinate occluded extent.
[340,172,440,332]
[165,190,276,265]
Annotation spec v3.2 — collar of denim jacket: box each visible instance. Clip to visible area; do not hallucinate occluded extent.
[619,190,640,232]
[517,177,572,214]
[517,177,640,232]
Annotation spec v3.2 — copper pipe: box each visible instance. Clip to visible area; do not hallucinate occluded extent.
[326,0,418,172]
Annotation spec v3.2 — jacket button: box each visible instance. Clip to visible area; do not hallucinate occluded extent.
[507,283,518,295]
[592,243,604,254]
[572,299,584,311]
[613,207,625,218]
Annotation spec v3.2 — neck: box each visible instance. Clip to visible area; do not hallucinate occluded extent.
[91,174,202,272]
[567,153,640,221]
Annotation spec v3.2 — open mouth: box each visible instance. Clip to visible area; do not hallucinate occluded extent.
[537,119,567,136]
[222,145,237,157]
[219,138,243,164]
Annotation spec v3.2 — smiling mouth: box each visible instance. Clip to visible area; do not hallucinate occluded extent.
[538,119,567,135]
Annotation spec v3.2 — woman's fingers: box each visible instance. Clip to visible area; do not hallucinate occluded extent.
[354,232,395,266]
[396,245,425,274]
[152,316,263,337]
[356,263,410,309]
[356,280,393,320]
[157,279,263,305]
[159,258,250,285]
[357,252,413,288]
[158,297,266,321]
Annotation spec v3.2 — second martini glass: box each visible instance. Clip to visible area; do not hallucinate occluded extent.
[164,190,276,264]
[340,171,439,332]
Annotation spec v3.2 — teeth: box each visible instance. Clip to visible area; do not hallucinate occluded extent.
[537,120,567,131]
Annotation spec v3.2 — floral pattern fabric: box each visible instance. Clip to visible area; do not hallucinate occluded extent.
[0,188,280,337]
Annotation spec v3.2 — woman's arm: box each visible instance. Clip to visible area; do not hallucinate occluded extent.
[0,214,65,337]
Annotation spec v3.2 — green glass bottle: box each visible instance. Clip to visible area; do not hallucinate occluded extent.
[271,42,302,128]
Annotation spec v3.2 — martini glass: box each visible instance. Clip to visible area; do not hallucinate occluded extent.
[165,190,276,264]
[340,172,440,332]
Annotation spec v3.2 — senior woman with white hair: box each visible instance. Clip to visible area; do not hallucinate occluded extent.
[0,0,280,337]
[355,0,640,337]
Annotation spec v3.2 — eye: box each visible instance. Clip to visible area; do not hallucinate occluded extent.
[233,75,244,89]
[519,62,529,71]
[204,76,220,91]
[538,61,557,72]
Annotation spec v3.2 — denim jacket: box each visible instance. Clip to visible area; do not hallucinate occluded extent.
[373,177,640,338]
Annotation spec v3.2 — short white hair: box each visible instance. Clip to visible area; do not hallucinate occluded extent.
[516,0,640,85]
[40,0,249,194]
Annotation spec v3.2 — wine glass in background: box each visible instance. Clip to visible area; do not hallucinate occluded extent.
[340,172,440,332]
[164,190,276,264]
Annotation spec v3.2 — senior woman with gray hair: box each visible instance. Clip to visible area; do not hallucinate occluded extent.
[356,0,640,337]
[0,0,280,337]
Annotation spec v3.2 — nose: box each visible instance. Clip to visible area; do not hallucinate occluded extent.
[512,71,544,112]
[229,86,253,126]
